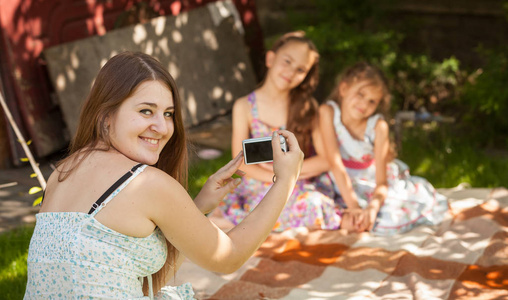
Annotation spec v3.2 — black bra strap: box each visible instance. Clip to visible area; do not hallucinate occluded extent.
[88,164,143,214]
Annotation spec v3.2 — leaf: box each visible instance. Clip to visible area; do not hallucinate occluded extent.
[20,158,29,162]
[32,196,43,206]
[17,139,32,145]
[30,173,37,178]
[29,186,42,194]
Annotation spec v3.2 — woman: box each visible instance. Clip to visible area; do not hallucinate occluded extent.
[24,51,303,299]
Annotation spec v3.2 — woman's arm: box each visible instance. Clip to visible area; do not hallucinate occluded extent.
[318,104,360,209]
[230,97,275,182]
[145,130,303,274]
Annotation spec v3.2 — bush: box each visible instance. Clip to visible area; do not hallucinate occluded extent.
[456,47,508,148]
[288,0,469,119]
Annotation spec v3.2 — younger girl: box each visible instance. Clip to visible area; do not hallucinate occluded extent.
[219,31,342,231]
[319,62,449,236]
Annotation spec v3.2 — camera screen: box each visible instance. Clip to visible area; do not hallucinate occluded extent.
[244,140,273,164]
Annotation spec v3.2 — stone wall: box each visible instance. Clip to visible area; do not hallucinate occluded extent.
[43,2,257,138]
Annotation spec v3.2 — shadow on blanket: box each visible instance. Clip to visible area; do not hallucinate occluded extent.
[172,187,508,299]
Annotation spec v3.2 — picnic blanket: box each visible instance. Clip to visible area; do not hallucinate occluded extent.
[171,187,508,299]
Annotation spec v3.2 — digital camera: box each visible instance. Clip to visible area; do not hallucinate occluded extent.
[242,135,288,165]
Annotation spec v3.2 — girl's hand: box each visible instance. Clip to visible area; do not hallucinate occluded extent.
[271,130,304,185]
[194,152,246,214]
[342,208,365,233]
[363,205,379,231]
[354,206,379,232]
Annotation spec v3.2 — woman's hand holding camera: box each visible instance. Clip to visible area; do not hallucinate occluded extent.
[271,130,304,188]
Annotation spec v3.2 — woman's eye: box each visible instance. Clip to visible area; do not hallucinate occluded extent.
[140,109,152,115]
[164,111,174,118]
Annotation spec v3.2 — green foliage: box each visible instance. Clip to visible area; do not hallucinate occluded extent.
[456,46,508,148]
[287,0,507,188]
[399,125,508,188]
[188,150,232,198]
[288,0,402,100]
[288,0,468,117]
[386,55,467,113]
[0,226,34,299]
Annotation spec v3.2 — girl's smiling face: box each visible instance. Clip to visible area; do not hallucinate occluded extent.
[108,80,175,165]
[340,81,384,120]
[266,41,317,91]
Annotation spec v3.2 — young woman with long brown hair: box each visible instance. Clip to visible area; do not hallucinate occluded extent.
[24,51,303,299]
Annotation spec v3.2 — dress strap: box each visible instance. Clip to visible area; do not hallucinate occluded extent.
[365,113,382,144]
[247,92,259,119]
[326,100,341,128]
[88,164,147,215]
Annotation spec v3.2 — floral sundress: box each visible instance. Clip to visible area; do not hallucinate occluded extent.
[326,100,449,236]
[218,93,342,232]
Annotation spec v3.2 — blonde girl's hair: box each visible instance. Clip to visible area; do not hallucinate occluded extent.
[57,51,187,296]
[265,31,320,156]
[330,61,391,117]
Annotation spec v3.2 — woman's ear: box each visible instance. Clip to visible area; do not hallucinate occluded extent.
[265,50,275,68]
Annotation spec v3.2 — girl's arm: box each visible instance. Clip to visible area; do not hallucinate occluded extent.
[361,118,390,231]
[145,130,303,274]
[231,97,277,182]
[297,123,331,179]
[318,104,360,209]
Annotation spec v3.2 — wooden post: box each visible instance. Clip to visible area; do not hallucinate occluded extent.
[0,88,46,190]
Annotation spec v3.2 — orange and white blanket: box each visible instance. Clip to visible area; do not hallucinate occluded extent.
[172,187,508,299]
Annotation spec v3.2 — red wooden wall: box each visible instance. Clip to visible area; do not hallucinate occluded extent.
[0,0,264,166]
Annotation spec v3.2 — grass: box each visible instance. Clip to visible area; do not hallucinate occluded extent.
[2,137,505,298]
[188,149,232,198]
[0,225,34,299]
[397,122,508,188]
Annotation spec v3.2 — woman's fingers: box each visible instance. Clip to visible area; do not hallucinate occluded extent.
[213,151,244,179]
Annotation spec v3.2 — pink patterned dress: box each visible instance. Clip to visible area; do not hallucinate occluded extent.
[326,100,449,236]
[219,93,342,232]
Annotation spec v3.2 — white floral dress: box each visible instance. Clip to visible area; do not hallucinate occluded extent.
[24,164,195,299]
[326,101,449,236]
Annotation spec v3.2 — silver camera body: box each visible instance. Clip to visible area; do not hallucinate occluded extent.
[242,135,288,165]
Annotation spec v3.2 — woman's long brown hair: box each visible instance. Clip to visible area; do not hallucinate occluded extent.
[264,31,320,157]
[57,51,187,295]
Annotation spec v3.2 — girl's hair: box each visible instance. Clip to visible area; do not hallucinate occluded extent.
[330,61,391,116]
[266,31,320,156]
[58,51,187,295]
[331,62,397,159]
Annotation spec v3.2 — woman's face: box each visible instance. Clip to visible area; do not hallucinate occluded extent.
[266,41,316,91]
[108,80,175,165]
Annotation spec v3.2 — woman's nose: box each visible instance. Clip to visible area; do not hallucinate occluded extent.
[150,114,169,135]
